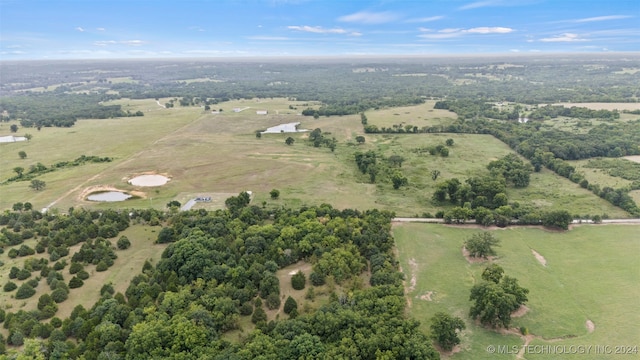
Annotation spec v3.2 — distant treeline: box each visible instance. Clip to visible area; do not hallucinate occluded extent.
[0,93,143,128]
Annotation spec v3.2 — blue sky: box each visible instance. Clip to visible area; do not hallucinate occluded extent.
[1,0,639,59]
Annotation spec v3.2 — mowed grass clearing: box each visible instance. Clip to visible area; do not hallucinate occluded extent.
[394,223,640,360]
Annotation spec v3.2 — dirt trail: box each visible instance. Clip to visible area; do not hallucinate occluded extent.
[531,249,547,266]
[45,110,205,210]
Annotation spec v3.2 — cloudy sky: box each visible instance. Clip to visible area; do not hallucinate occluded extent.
[1,0,638,59]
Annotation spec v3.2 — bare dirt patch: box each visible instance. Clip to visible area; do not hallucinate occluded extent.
[586,320,595,333]
[462,247,493,263]
[511,305,530,318]
[408,258,418,292]
[436,344,462,358]
[418,291,434,301]
[624,155,640,164]
[531,249,547,267]
[79,185,146,201]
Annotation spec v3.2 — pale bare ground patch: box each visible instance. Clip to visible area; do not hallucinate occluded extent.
[624,155,640,164]
[551,102,640,111]
[435,344,462,358]
[512,305,530,318]
[531,249,547,267]
[586,319,595,333]
[418,291,433,301]
[78,185,147,201]
[408,258,418,292]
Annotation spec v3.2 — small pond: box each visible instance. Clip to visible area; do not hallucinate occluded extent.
[87,191,132,202]
[128,174,170,186]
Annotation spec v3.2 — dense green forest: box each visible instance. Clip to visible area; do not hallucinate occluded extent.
[0,201,439,359]
[2,55,639,126]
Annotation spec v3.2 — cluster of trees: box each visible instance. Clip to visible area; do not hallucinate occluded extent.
[6,155,112,184]
[0,199,441,358]
[0,93,142,128]
[470,264,529,328]
[421,111,640,215]
[307,128,337,151]
[487,154,533,188]
[528,105,620,120]
[354,151,409,189]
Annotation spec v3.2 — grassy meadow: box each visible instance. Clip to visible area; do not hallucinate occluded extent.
[394,223,640,359]
[0,97,630,217]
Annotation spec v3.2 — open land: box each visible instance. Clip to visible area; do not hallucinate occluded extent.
[0,98,629,218]
[394,223,640,360]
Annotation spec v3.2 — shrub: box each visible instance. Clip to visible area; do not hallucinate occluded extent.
[51,288,69,303]
[266,293,281,310]
[283,296,298,314]
[291,271,306,290]
[27,278,39,288]
[117,236,131,250]
[68,276,84,289]
[77,270,90,280]
[100,283,115,297]
[251,306,267,324]
[7,248,18,258]
[17,268,32,280]
[69,262,83,275]
[15,283,36,299]
[96,260,109,272]
[9,266,19,279]
[239,302,254,316]
[309,272,325,286]
[53,260,67,271]
[3,281,17,292]
[50,317,63,328]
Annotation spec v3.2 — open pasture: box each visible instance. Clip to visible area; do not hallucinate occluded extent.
[394,223,640,359]
[365,100,456,129]
[0,97,630,217]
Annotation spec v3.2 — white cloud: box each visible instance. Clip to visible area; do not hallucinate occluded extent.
[467,27,513,34]
[247,36,291,41]
[459,0,504,10]
[94,40,117,47]
[573,15,633,23]
[93,40,146,47]
[539,33,588,42]
[122,40,145,46]
[337,11,400,24]
[75,27,85,32]
[419,27,513,39]
[405,16,444,23]
[288,25,360,36]
[96,28,106,32]
[459,0,539,10]
[288,25,346,34]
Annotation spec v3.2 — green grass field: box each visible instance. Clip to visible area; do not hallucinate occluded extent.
[394,223,640,359]
[1,97,629,218]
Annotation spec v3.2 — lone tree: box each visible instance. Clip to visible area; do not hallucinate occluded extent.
[13,166,24,177]
[469,265,529,328]
[291,271,306,290]
[270,189,280,200]
[464,232,500,259]
[18,151,27,159]
[24,134,32,141]
[431,169,441,181]
[355,135,365,144]
[430,312,466,351]
[446,138,455,146]
[285,136,295,145]
[10,124,18,133]
[29,179,46,191]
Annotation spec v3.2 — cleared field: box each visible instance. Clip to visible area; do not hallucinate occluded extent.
[551,102,640,111]
[1,98,630,217]
[394,223,640,360]
[0,224,167,320]
[365,100,456,129]
[570,159,633,189]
